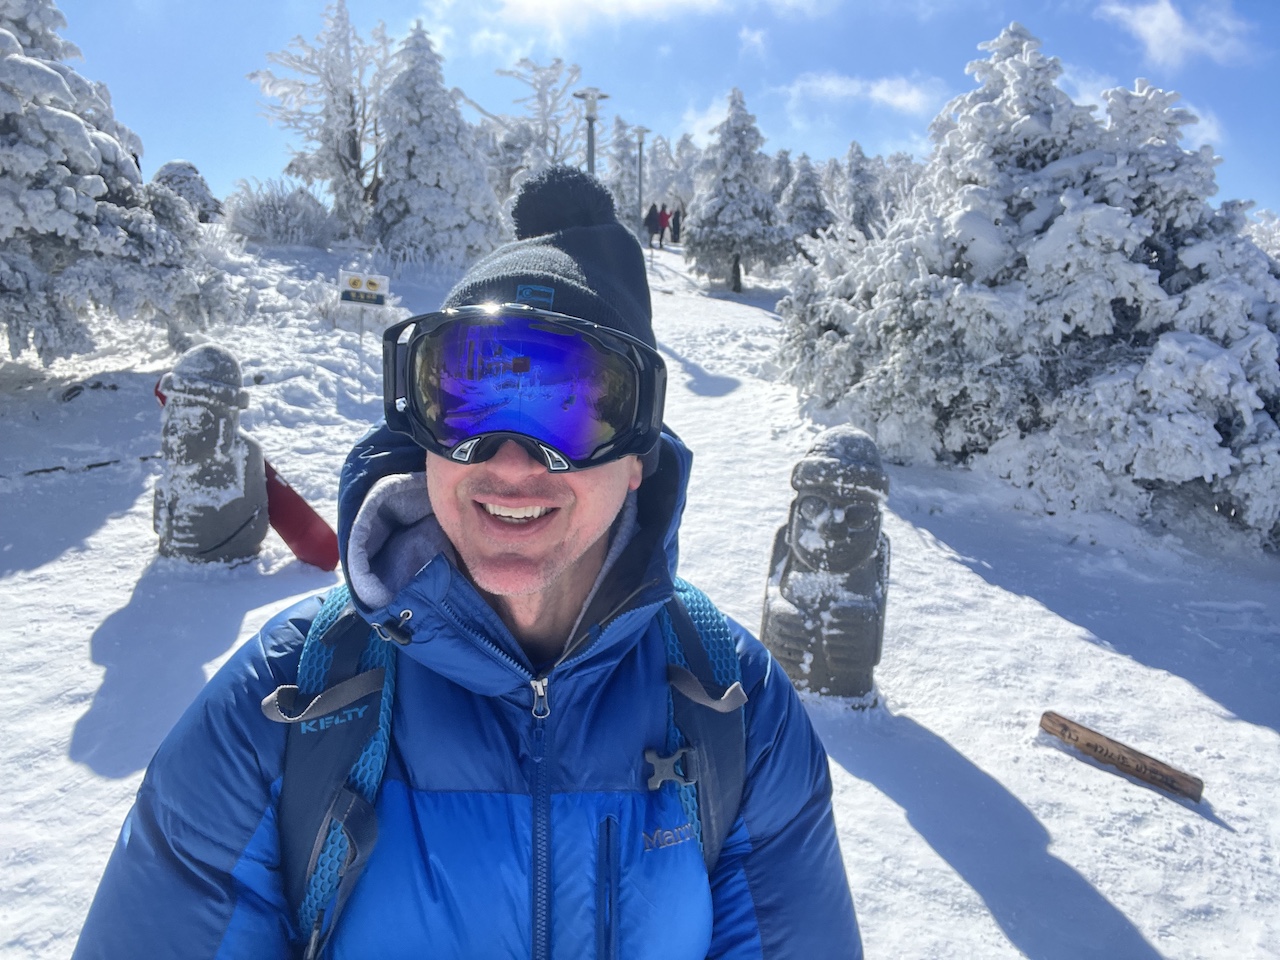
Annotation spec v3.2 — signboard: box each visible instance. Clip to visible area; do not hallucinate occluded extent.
[339,270,390,306]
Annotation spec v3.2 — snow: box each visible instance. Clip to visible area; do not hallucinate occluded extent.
[3,244,1280,959]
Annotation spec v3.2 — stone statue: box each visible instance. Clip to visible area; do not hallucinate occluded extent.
[761,426,890,700]
[154,344,269,563]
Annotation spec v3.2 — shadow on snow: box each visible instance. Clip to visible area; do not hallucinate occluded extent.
[657,340,741,398]
[889,475,1280,735]
[69,556,331,778]
[811,705,1165,960]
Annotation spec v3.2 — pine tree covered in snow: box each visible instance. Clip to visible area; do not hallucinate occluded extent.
[605,116,639,232]
[770,148,793,205]
[779,153,833,244]
[669,133,701,211]
[0,0,239,362]
[644,134,676,206]
[1245,210,1280,260]
[684,89,789,292]
[250,0,393,239]
[366,24,502,272]
[779,22,1280,546]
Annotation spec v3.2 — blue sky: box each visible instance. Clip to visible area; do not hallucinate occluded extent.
[54,0,1280,214]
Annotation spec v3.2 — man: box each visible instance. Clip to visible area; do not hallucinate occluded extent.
[74,167,861,958]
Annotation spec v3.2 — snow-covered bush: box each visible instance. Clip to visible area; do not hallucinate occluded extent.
[366,24,503,273]
[684,89,789,291]
[223,178,338,247]
[152,160,220,222]
[1,0,241,363]
[779,23,1280,546]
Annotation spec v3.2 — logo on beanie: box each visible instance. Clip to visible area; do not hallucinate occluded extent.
[516,284,556,310]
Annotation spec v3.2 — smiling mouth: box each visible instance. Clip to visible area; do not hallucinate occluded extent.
[482,503,553,523]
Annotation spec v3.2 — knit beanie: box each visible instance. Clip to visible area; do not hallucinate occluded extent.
[442,166,654,347]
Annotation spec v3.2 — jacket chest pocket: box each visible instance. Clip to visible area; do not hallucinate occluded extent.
[595,816,620,960]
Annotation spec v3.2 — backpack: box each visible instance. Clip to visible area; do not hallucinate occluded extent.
[261,578,747,960]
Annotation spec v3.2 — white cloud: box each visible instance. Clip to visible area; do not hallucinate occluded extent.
[1058,62,1118,117]
[1181,100,1224,148]
[785,71,946,115]
[478,0,837,36]
[468,27,535,65]
[1094,0,1252,69]
[681,95,731,148]
[739,26,767,58]
[494,0,726,34]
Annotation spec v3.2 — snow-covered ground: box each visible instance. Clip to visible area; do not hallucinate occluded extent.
[2,246,1278,959]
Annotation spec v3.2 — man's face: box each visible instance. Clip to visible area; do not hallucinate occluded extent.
[426,440,643,599]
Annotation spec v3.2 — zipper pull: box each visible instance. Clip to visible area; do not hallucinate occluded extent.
[531,677,550,719]
[373,609,413,646]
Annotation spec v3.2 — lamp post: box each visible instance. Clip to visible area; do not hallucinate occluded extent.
[633,125,649,228]
[573,87,609,176]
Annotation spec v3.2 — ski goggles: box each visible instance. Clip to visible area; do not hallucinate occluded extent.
[383,304,666,471]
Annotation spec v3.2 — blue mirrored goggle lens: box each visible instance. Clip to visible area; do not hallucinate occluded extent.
[409,315,640,462]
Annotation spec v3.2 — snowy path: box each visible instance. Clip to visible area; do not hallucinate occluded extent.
[1,247,1278,958]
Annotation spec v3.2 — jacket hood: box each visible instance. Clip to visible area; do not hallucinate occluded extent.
[335,422,693,697]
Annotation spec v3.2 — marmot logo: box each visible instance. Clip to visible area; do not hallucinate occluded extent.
[643,822,696,852]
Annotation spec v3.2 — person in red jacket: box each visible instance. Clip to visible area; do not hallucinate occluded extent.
[659,203,672,247]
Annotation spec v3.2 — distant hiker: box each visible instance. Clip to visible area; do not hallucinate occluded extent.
[644,201,661,248]
[659,203,671,247]
[73,167,863,960]
[671,204,683,243]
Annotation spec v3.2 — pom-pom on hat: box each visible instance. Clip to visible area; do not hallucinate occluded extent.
[442,166,654,347]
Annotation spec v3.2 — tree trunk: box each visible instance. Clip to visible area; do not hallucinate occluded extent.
[731,252,742,293]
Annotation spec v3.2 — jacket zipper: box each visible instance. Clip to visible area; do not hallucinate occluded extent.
[595,815,620,960]
[531,677,552,960]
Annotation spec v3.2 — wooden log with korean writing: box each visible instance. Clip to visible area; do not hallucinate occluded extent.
[1039,711,1204,803]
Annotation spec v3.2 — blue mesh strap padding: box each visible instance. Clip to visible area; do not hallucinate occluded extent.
[660,579,745,871]
[286,584,398,956]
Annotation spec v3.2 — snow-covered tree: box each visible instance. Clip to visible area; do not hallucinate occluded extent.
[669,133,701,211]
[1246,211,1280,260]
[460,58,584,206]
[684,89,789,291]
[366,24,503,272]
[152,160,220,222]
[769,148,793,205]
[779,153,832,245]
[250,0,393,239]
[644,134,676,205]
[779,22,1280,546]
[1,0,238,362]
[496,58,583,169]
[605,116,639,232]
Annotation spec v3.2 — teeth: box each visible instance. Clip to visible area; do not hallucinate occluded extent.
[483,503,551,521]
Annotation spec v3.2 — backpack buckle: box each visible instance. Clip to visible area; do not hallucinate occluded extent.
[645,746,697,790]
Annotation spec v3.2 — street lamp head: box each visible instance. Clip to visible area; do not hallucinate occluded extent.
[573,87,609,120]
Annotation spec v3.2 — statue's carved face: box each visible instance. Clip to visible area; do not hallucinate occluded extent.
[788,492,881,572]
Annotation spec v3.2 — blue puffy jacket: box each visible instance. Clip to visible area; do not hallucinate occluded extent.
[74,426,861,959]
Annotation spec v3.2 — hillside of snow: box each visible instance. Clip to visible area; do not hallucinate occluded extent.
[2,246,1278,959]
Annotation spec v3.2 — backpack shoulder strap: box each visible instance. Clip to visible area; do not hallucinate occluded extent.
[650,578,748,872]
[260,583,397,960]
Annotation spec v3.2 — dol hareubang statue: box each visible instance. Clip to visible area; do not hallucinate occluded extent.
[154,344,269,563]
[762,426,890,700]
